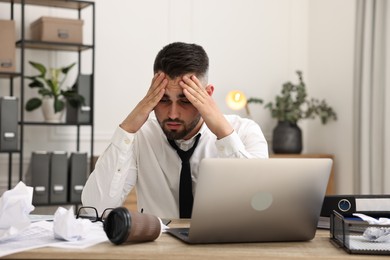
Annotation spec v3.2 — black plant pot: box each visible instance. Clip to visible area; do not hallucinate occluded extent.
[272,121,302,154]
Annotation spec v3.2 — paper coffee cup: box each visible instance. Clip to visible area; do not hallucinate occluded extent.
[103,207,162,244]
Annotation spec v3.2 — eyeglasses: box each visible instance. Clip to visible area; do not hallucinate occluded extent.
[76,206,114,222]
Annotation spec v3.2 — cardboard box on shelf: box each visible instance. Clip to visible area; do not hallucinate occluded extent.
[0,20,16,72]
[30,16,84,44]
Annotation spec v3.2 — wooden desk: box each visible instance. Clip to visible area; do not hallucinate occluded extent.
[270,154,335,195]
[2,220,380,260]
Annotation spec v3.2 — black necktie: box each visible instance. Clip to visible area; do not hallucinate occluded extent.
[168,134,201,218]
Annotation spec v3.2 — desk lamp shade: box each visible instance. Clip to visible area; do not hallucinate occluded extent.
[226,90,247,110]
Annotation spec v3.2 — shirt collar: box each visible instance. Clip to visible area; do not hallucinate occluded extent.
[175,123,206,151]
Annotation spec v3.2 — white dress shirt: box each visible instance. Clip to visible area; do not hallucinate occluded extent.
[82,115,268,218]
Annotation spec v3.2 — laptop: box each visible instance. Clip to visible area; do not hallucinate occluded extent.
[167,158,332,244]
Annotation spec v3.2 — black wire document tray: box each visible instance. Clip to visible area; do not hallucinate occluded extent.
[330,211,390,255]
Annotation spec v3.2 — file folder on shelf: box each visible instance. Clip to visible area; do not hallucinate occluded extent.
[50,151,68,204]
[69,152,88,203]
[0,96,18,152]
[30,151,50,205]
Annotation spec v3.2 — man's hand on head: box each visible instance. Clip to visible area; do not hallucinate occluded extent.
[179,75,234,139]
[120,73,167,133]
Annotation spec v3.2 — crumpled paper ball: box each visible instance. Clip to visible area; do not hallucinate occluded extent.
[0,182,35,241]
[53,206,93,241]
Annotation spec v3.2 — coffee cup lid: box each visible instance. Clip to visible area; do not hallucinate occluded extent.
[103,207,131,245]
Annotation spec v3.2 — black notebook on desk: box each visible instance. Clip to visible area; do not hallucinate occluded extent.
[167,158,332,244]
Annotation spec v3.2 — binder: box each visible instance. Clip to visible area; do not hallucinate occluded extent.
[69,152,88,203]
[31,151,50,205]
[50,151,68,204]
[66,74,92,124]
[321,195,390,217]
[0,96,18,151]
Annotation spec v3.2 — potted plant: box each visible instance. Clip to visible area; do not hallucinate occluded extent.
[248,70,337,154]
[25,61,85,122]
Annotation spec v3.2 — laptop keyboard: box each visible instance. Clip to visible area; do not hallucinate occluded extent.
[179,231,189,237]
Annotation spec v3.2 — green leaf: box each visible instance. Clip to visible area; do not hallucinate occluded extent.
[28,79,44,88]
[61,89,76,97]
[69,96,85,108]
[25,75,40,80]
[61,89,85,108]
[54,99,65,113]
[246,97,263,104]
[38,88,53,97]
[28,61,46,77]
[25,98,42,111]
[61,62,76,75]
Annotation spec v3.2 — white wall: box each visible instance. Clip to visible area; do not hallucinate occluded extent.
[306,0,356,193]
[0,0,357,194]
[93,0,309,145]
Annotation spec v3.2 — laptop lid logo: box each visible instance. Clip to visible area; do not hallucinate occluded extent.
[251,192,273,211]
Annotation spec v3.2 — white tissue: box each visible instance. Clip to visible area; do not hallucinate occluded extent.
[353,213,390,242]
[0,182,35,241]
[53,207,93,241]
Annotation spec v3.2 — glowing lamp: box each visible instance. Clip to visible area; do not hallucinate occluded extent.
[226,90,247,110]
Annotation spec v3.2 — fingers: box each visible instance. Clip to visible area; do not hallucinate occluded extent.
[179,75,207,105]
[146,72,167,104]
[148,72,167,95]
[179,75,233,139]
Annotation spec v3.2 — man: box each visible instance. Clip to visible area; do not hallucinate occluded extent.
[82,42,268,219]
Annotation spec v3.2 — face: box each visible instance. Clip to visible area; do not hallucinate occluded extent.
[154,75,204,140]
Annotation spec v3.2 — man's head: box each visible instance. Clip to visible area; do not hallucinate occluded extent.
[153,42,209,85]
[153,42,211,140]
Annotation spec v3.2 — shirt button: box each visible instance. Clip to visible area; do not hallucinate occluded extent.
[218,146,224,151]
[124,139,130,144]
[117,168,121,172]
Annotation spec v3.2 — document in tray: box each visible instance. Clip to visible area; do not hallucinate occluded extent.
[349,235,390,251]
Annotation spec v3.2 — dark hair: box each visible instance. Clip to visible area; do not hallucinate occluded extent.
[153,42,209,79]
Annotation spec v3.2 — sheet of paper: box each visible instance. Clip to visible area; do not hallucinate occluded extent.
[28,214,55,222]
[0,221,56,257]
[0,221,108,257]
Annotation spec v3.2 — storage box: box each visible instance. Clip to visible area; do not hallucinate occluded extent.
[30,16,83,43]
[0,20,16,72]
[330,211,390,255]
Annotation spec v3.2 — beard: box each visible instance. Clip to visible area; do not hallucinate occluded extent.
[159,115,201,140]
